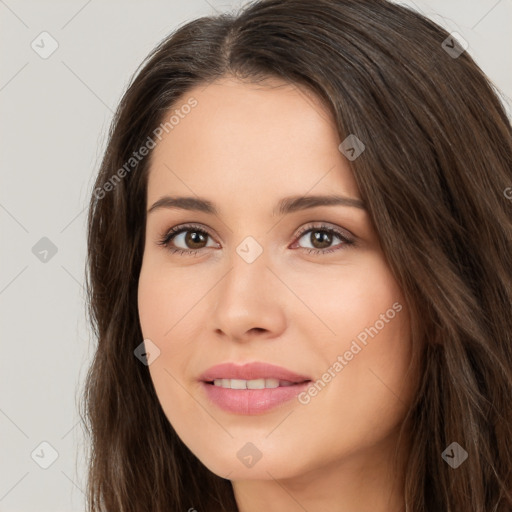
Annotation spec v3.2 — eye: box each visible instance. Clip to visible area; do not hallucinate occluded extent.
[291,223,354,255]
[156,223,218,257]
[156,222,355,257]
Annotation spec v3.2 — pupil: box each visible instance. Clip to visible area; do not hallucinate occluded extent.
[187,231,206,248]
[313,231,331,248]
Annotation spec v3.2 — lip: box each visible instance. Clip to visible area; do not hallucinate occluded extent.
[199,362,312,415]
[199,362,311,383]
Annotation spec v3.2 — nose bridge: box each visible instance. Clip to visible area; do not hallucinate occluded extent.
[211,232,286,339]
[223,233,271,301]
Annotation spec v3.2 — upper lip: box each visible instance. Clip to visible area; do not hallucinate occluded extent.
[199,362,311,383]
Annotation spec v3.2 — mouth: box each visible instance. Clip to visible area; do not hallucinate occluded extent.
[198,362,313,415]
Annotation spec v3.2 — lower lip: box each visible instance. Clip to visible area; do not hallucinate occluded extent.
[201,381,311,415]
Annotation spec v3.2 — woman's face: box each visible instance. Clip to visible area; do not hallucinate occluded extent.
[138,76,415,481]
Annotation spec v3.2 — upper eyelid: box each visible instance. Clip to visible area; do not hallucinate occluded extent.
[295,223,350,237]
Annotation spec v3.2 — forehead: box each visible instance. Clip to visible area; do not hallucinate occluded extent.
[146,77,361,210]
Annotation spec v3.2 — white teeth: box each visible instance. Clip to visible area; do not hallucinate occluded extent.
[247,378,265,389]
[265,378,279,388]
[212,378,294,389]
[230,379,246,390]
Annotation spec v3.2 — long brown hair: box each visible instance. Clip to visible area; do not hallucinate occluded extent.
[81,0,512,510]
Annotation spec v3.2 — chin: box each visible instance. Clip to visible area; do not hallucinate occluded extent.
[195,442,305,481]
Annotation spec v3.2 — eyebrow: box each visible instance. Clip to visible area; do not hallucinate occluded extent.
[147,194,366,216]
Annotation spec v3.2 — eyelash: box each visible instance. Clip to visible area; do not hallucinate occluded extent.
[156,222,355,257]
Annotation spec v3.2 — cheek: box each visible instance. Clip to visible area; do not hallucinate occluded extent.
[300,254,413,428]
[137,277,196,439]
[137,262,205,415]
[137,273,168,340]
[325,253,412,389]
[289,250,406,347]
[137,259,199,340]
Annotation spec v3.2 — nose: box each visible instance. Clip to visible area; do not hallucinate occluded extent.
[211,245,287,344]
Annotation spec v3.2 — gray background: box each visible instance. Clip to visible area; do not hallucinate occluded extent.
[1,0,511,510]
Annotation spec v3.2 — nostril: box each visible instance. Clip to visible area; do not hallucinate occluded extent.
[249,328,266,334]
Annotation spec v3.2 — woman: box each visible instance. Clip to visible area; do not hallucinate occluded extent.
[81,0,512,510]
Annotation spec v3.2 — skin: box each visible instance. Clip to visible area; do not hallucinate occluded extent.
[137,76,417,512]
